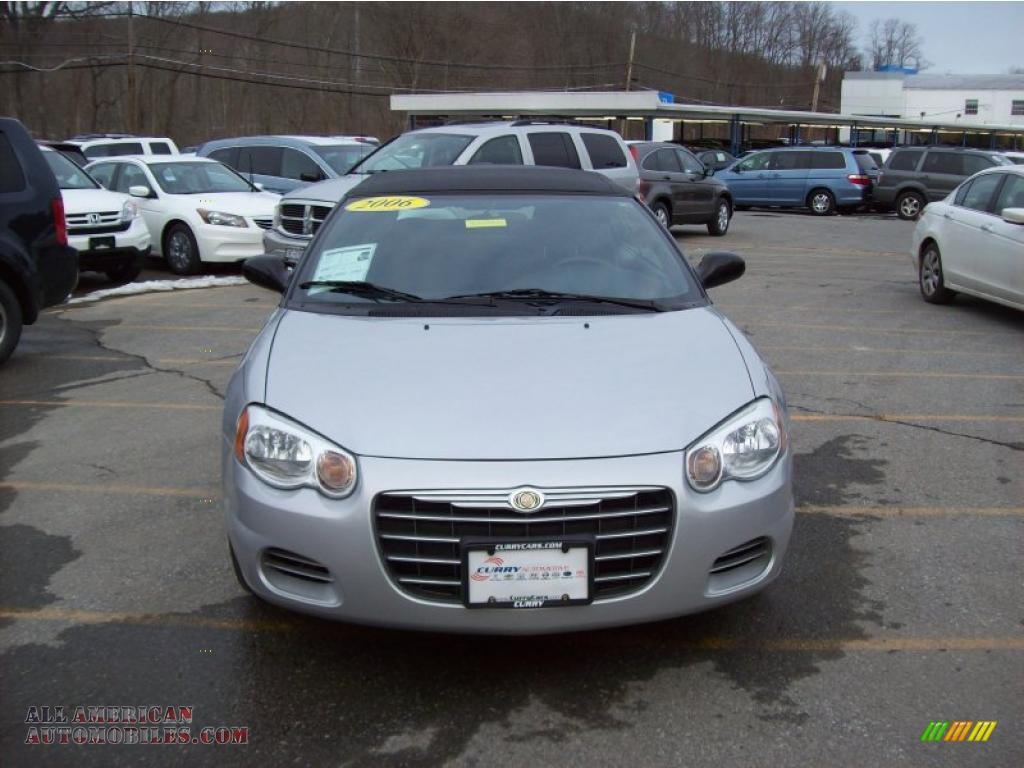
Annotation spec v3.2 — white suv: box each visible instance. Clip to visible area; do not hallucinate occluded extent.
[65,134,179,161]
[263,121,639,260]
[41,146,151,283]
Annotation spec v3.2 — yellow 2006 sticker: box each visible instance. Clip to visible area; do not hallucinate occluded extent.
[345,196,430,212]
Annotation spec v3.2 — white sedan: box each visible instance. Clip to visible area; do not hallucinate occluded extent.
[912,165,1024,311]
[84,156,280,274]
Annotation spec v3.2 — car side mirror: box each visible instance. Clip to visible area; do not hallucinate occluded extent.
[1001,207,1024,225]
[243,255,292,294]
[299,172,322,183]
[128,185,151,198]
[253,182,265,191]
[696,252,745,290]
[703,166,714,177]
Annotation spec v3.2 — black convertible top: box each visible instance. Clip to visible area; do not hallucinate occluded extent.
[347,165,630,198]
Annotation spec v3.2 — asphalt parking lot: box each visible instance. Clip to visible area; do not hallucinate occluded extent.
[1,210,1021,767]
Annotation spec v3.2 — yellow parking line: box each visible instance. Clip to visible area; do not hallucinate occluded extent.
[156,358,240,366]
[0,399,219,411]
[26,354,133,363]
[797,505,1023,517]
[107,324,261,333]
[0,481,218,497]
[1,606,1021,649]
[748,320,1017,337]
[759,344,1019,358]
[777,370,1024,381]
[791,413,1024,423]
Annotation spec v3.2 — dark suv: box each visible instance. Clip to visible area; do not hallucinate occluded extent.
[629,141,733,235]
[876,147,1012,219]
[0,118,78,364]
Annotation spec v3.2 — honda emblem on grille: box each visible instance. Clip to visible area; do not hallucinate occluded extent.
[88,213,101,225]
[509,488,544,512]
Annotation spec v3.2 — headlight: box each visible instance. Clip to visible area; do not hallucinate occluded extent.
[234,404,357,498]
[685,398,786,493]
[120,200,139,221]
[197,209,248,227]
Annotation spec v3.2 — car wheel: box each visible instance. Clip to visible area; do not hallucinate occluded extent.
[229,542,255,595]
[808,189,836,216]
[707,198,731,236]
[164,223,201,275]
[104,260,142,285]
[651,201,671,228]
[0,280,24,366]
[919,242,954,304]
[896,191,925,220]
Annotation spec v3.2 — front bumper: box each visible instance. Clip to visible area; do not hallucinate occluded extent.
[69,218,152,271]
[195,223,267,263]
[223,443,793,634]
[262,227,310,260]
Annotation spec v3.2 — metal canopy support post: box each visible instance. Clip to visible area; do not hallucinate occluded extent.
[729,115,741,156]
[851,123,858,147]
[645,118,653,141]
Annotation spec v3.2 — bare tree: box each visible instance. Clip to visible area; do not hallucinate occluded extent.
[866,18,928,70]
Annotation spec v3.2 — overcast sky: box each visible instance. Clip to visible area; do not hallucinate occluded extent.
[831,1,1024,74]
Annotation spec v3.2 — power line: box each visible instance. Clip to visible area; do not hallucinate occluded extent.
[135,12,621,73]
[633,61,818,91]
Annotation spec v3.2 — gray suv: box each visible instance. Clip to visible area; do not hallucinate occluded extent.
[629,141,733,235]
[876,147,1012,219]
[197,135,379,194]
[263,121,639,260]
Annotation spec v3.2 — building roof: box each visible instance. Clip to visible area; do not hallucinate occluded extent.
[844,71,1024,91]
[346,166,626,197]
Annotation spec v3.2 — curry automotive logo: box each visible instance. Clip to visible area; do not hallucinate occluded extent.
[509,487,544,512]
[920,720,997,742]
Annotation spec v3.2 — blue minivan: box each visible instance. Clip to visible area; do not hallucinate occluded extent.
[716,147,878,215]
[196,135,379,194]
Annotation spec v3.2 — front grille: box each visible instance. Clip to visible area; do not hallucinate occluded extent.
[278,201,334,237]
[66,210,120,227]
[707,537,771,594]
[711,538,769,574]
[68,220,131,235]
[252,217,273,230]
[374,486,674,603]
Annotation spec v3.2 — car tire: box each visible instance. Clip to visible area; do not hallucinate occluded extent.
[163,223,201,275]
[707,198,731,236]
[0,280,24,366]
[919,242,954,304]
[896,191,925,221]
[651,201,671,228]
[229,542,255,595]
[104,260,142,285]
[808,188,836,216]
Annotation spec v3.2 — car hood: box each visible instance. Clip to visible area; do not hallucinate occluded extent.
[60,187,130,213]
[264,308,755,460]
[174,191,280,216]
[279,174,368,203]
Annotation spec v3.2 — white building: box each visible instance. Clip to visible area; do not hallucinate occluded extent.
[842,71,1024,126]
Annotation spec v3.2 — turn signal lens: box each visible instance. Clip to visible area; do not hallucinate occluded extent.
[234,407,249,462]
[317,451,355,493]
[687,445,722,488]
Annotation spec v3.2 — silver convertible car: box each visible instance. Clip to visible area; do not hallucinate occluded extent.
[224,166,793,634]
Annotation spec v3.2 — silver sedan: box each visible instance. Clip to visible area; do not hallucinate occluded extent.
[223,166,793,634]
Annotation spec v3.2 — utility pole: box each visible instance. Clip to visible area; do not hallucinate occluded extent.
[810,60,827,112]
[127,1,137,133]
[624,25,636,91]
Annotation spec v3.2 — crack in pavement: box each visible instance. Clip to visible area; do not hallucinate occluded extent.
[789,401,1024,452]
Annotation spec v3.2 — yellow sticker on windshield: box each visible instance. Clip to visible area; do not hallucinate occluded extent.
[465,218,507,229]
[345,196,430,212]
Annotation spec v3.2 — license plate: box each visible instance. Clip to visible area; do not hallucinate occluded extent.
[462,540,593,608]
[89,236,115,250]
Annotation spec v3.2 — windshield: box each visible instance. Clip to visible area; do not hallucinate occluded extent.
[352,133,474,174]
[44,150,98,190]
[313,144,376,175]
[149,161,253,194]
[291,193,701,314]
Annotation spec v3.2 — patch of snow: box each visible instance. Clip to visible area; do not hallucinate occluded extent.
[67,276,248,305]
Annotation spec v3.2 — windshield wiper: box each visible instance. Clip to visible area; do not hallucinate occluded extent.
[298,280,428,303]
[444,288,664,312]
